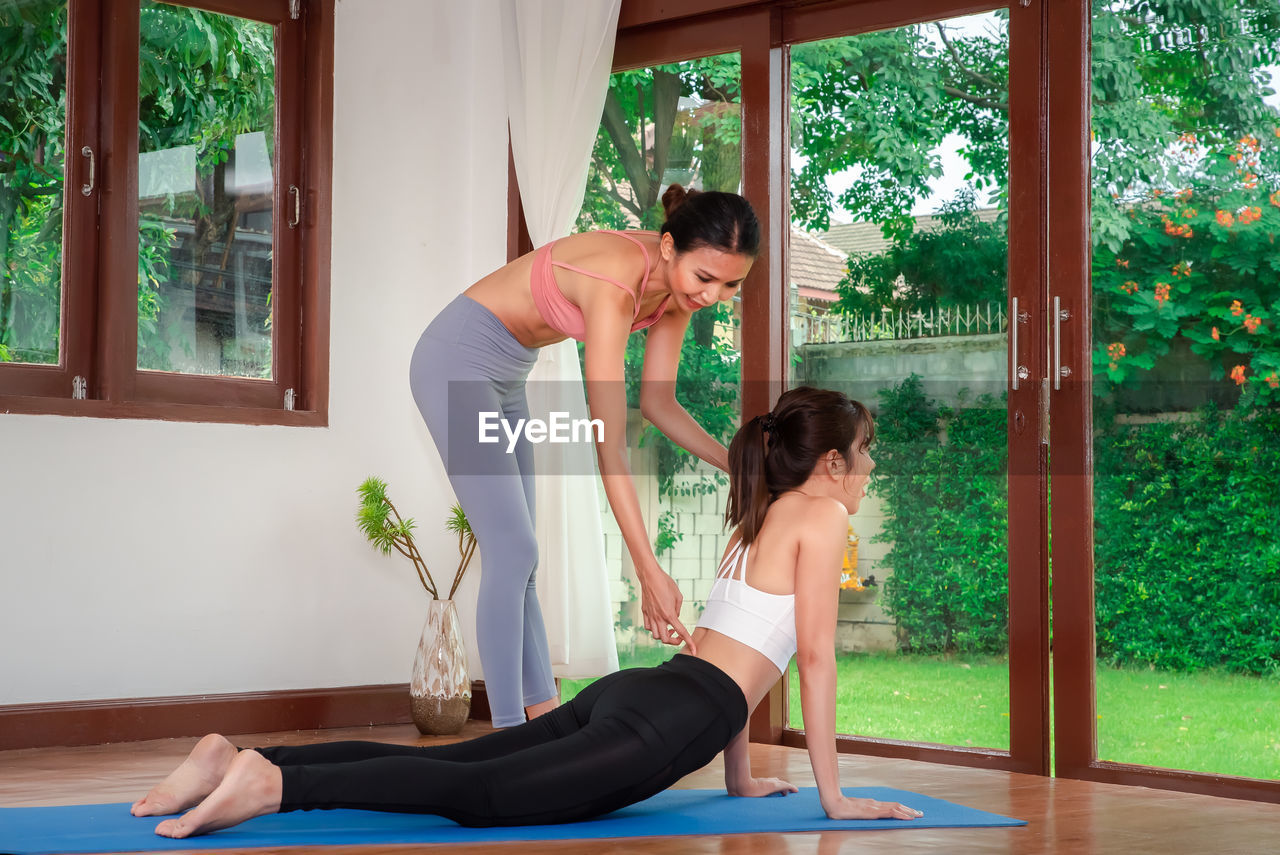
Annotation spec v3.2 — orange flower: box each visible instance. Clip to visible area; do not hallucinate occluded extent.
[1119,280,1139,295]
[1230,365,1247,385]
[1154,282,1171,306]
[1230,300,1245,316]
[1175,188,1193,202]
[1107,342,1126,370]
[1211,326,1220,341]
[1182,207,1197,219]
[1244,315,1262,334]
[1117,258,1129,268]
[1171,261,1191,278]
[1267,373,1279,390]
[1237,206,1262,225]
[1271,191,1280,209]
[1217,210,1235,227]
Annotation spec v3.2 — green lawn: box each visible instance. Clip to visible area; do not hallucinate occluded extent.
[563,648,1280,780]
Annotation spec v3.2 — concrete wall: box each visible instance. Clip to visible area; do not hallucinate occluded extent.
[797,333,1008,410]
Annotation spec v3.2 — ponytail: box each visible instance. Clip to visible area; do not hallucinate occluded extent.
[725,414,773,545]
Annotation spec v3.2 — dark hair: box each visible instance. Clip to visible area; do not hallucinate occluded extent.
[660,184,761,257]
[724,386,874,545]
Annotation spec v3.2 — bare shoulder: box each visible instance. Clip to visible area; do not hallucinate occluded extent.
[559,230,654,288]
[769,493,848,548]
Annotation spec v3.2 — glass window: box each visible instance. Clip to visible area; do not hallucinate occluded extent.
[567,52,743,687]
[0,0,67,368]
[137,2,276,378]
[1090,2,1280,779]
[786,11,1011,750]
[0,0,330,422]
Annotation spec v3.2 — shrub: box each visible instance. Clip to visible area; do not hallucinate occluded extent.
[873,376,1280,675]
[875,375,1009,654]
[1093,403,1280,674]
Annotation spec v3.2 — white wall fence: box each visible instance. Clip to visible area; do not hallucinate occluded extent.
[793,302,1007,346]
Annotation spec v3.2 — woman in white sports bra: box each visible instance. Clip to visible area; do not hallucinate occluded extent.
[132,387,919,839]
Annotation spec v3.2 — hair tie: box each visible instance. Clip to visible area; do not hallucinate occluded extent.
[760,412,778,434]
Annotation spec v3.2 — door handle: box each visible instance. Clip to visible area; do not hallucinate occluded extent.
[1054,296,1071,390]
[1011,296,1030,390]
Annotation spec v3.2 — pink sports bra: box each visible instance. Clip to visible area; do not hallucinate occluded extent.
[530,231,671,342]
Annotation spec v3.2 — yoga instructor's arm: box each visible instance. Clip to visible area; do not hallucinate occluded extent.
[581,290,696,652]
[638,311,729,473]
[795,499,921,822]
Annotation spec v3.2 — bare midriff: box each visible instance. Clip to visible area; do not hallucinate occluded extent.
[683,627,783,713]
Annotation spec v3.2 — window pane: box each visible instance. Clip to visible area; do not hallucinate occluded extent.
[567,53,743,686]
[1090,4,1280,779]
[787,12,1011,750]
[137,1,275,377]
[0,0,67,367]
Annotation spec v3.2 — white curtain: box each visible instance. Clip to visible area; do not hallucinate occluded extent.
[500,0,622,678]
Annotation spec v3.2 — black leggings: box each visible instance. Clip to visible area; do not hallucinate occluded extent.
[252,654,748,827]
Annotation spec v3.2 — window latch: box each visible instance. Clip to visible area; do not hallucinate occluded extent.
[72,376,87,400]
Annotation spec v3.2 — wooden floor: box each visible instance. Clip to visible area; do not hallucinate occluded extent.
[3,722,1278,854]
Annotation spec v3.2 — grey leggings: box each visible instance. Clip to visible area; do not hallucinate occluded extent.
[409,294,556,727]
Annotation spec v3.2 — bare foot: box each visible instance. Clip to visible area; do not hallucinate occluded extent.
[131,733,238,817]
[153,749,281,839]
[525,697,560,720]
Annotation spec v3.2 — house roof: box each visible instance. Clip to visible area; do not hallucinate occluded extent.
[819,207,1002,256]
[789,227,848,303]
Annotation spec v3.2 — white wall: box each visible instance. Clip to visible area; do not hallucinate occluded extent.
[0,0,509,706]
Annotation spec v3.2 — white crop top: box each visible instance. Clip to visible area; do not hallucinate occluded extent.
[697,538,797,673]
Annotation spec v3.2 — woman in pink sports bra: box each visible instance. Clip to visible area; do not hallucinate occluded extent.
[409,185,760,728]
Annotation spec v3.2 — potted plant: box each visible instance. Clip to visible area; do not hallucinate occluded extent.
[357,477,476,735]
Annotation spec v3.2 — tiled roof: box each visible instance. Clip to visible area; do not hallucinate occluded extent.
[789,228,848,303]
[819,207,1002,256]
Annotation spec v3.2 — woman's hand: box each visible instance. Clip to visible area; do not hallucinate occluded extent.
[727,776,798,799]
[822,795,923,821]
[639,568,696,651]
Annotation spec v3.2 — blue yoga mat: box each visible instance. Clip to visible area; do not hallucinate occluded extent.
[0,787,1025,854]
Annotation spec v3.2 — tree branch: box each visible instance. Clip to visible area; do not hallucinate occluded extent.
[942,86,1007,112]
[934,24,1003,93]
[592,152,642,221]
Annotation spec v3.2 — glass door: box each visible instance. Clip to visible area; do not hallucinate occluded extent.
[780,0,1049,774]
[1051,0,1280,799]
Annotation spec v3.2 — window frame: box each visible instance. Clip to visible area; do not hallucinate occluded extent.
[0,0,333,426]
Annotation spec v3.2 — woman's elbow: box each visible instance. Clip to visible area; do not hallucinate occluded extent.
[638,390,673,423]
[795,645,835,676]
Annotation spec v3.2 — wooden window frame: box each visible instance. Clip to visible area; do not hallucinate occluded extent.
[0,0,333,426]
[1047,0,1280,804]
